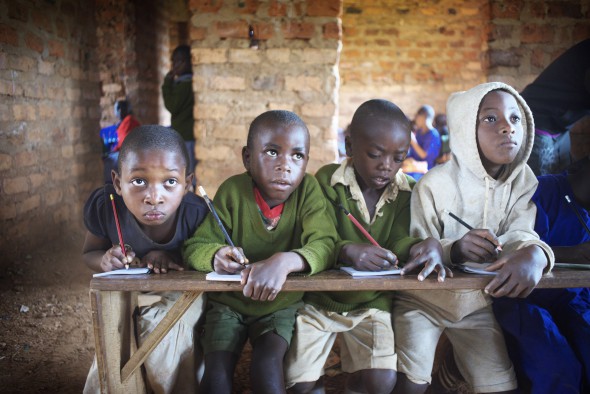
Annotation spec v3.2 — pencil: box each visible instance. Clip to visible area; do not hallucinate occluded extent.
[565,195,590,237]
[445,210,503,252]
[109,194,129,269]
[337,204,381,247]
[198,186,249,265]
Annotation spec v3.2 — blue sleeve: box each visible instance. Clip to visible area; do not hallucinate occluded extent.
[423,130,441,168]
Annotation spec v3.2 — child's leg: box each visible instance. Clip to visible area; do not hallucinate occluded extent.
[347,369,396,394]
[200,351,239,394]
[392,373,428,394]
[251,331,289,393]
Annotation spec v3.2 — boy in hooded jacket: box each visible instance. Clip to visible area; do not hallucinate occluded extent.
[392,82,555,394]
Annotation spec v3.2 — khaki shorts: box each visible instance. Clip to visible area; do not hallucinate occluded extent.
[392,296,516,393]
[285,304,396,386]
[200,300,300,355]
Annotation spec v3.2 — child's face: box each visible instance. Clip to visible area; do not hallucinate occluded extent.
[113,149,192,231]
[476,90,524,178]
[171,52,191,77]
[414,113,427,129]
[347,121,410,191]
[242,123,310,207]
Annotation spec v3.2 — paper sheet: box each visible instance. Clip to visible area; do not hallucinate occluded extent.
[453,262,497,276]
[93,267,151,277]
[340,266,401,277]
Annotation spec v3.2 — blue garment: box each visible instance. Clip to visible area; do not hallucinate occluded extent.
[493,173,590,394]
[406,127,441,180]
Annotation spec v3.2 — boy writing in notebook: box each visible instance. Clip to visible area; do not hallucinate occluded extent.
[82,125,209,393]
[285,99,446,394]
[183,110,337,394]
[392,82,555,394]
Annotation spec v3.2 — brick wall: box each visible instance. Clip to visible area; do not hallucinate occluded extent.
[487,0,590,91]
[189,0,342,194]
[339,0,489,126]
[0,0,101,258]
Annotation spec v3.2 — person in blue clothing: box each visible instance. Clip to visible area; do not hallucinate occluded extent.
[493,155,590,394]
[402,105,441,180]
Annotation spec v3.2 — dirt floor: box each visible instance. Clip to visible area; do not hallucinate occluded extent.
[0,231,350,393]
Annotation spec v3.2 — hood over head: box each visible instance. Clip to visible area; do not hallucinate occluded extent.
[447,82,535,182]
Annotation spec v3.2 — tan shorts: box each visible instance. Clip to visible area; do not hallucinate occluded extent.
[392,296,517,393]
[285,304,396,386]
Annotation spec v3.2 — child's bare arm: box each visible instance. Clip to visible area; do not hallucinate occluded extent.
[213,246,247,274]
[82,231,135,272]
[401,237,451,282]
[241,252,307,302]
[450,229,501,264]
[484,244,547,298]
[339,244,397,271]
[552,242,590,264]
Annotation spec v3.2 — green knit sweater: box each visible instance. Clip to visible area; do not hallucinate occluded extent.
[161,76,195,141]
[306,163,422,313]
[183,172,337,317]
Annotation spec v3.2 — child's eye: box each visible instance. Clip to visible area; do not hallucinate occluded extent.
[165,179,178,186]
[482,116,496,123]
[394,155,406,163]
[131,179,146,186]
[293,153,305,160]
[265,150,278,157]
[368,152,380,159]
[511,115,521,123]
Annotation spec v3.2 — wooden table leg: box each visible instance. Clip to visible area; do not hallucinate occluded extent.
[120,291,202,383]
[90,289,146,394]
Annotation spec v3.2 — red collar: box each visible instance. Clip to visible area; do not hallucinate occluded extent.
[253,187,284,219]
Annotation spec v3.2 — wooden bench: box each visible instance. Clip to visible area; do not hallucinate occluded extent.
[89,269,590,393]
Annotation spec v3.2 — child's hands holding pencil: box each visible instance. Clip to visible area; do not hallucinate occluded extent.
[451,229,502,264]
[214,246,248,274]
[340,244,398,271]
[101,244,136,272]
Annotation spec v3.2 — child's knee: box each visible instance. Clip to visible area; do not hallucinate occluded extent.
[359,369,396,393]
[289,380,322,394]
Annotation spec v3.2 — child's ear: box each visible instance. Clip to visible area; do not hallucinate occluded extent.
[344,135,353,157]
[112,170,122,195]
[242,146,251,171]
[184,173,194,193]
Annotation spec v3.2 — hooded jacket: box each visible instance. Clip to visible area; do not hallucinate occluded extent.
[402,82,555,321]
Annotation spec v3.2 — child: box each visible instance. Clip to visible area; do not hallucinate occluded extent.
[285,99,447,394]
[82,125,208,394]
[392,82,555,394]
[183,110,337,394]
[402,104,441,180]
[162,45,196,182]
[493,156,590,393]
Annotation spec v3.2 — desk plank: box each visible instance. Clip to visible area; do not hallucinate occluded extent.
[90,269,590,292]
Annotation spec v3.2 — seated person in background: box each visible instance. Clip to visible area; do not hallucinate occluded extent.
[434,113,451,164]
[402,105,441,180]
[99,99,140,183]
[83,125,208,393]
[285,99,446,394]
[183,110,337,394]
[392,82,554,394]
[493,155,590,394]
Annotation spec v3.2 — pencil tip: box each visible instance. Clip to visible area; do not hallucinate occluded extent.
[109,194,114,201]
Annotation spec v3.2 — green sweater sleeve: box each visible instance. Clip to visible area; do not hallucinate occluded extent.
[162,76,193,116]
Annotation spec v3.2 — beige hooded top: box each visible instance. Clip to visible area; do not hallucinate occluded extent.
[403,82,555,321]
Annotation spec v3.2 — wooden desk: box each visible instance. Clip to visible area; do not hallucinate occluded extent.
[89,269,590,393]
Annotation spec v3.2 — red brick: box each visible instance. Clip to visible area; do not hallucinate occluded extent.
[190,27,207,41]
[48,40,65,58]
[306,0,341,17]
[4,176,29,195]
[375,39,390,46]
[0,24,19,47]
[546,2,582,18]
[530,48,545,68]
[236,0,258,14]
[521,24,552,44]
[488,48,521,67]
[189,0,223,13]
[25,31,44,53]
[268,0,287,16]
[573,24,590,42]
[282,22,315,39]
[490,0,522,19]
[216,21,249,39]
[252,23,273,40]
[323,22,341,39]
[32,9,54,34]
[382,28,399,36]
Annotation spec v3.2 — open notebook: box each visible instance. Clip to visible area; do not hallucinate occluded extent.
[453,262,497,276]
[93,267,151,277]
[340,266,401,277]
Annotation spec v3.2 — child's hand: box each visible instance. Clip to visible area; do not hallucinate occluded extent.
[451,229,502,264]
[142,250,184,274]
[100,244,135,272]
[401,237,452,282]
[241,252,301,301]
[340,244,398,271]
[484,245,547,298]
[213,246,247,274]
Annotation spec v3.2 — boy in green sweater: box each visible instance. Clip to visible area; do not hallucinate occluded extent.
[285,99,446,394]
[183,110,337,394]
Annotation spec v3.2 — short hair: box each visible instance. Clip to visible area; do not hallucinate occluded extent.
[246,110,309,148]
[349,99,411,138]
[117,125,190,173]
[172,45,191,62]
[417,104,435,120]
